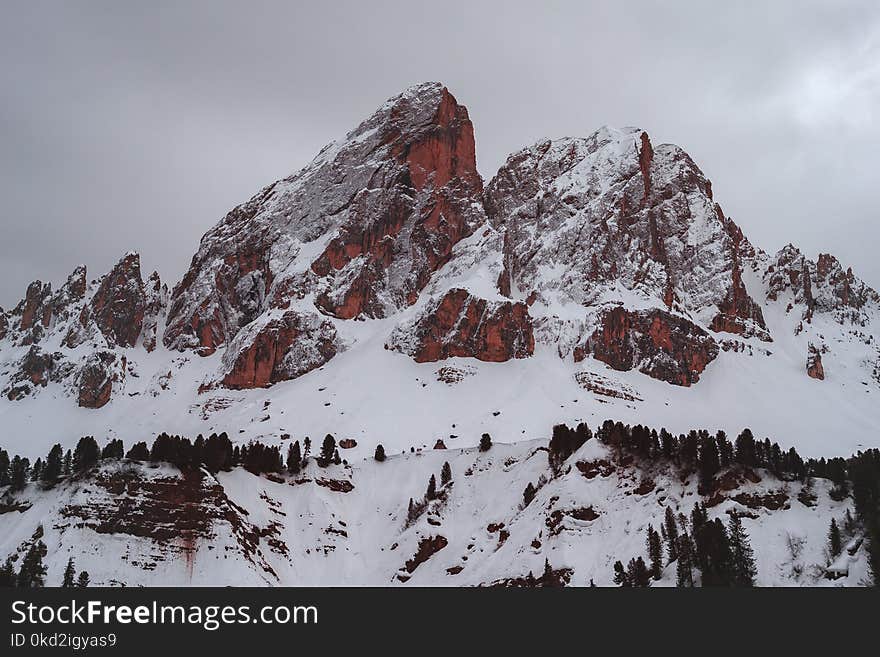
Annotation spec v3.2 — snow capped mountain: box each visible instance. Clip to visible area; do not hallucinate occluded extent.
[1,82,878,587]
[1,82,877,461]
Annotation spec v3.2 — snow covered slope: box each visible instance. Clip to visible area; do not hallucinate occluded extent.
[0,437,868,586]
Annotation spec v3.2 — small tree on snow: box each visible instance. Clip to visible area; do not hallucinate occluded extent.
[479,433,492,451]
[62,558,76,588]
[440,462,452,486]
[828,518,842,559]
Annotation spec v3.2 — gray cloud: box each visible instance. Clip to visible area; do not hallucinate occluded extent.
[2,1,878,308]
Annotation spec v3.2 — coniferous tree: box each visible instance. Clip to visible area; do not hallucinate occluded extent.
[42,444,63,488]
[698,433,720,491]
[612,560,629,587]
[30,458,43,482]
[627,557,651,587]
[62,558,76,588]
[522,482,536,507]
[676,533,695,587]
[406,498,421,526]
[16,542,47,588]
[0,448,9,486]
[541,558,557,586]
[0,449,11,486]
[62,449,72,475]
[867,521,880,587]
[828,518,842,559]
[695,518,734,586]
[663,506,679,562]
[646,525,663,580]
[333,448,341,466]
[441,461,452,486]
[479,433,492,451]
[426,474,437,501]
[301,437,311,469]
[73,436,100,473]
[374,444,386,462]
[287,441,302,475]
[0,558,15,587]
[690,502,708,534]
[318,434,336,467]
[101,439,124,460]
[77,571,90,588]
[727,514,757,587]
[10,456,29,492]
[126,442,149,461]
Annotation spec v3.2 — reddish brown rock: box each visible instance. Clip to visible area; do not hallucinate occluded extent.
[392,288,534,363]
[766,245,879,325]
[221,311,338,389]
[77,351,121,409]
[807,343,825,380]
[710,212,770,341]
[576,306,718,386]
[165,83,485,354]
[404,535,448,574]
[20,346,58,387]
[311,87,482,319]
[18,280,53,334]
[91,253,146,347]
[339,438,357,449]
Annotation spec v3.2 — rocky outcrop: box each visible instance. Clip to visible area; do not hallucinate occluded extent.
[483,128,767,335]
[140,271,167,352]
[4,346,71,401]
[710,211,770,341]
[387,289,534,363]
[0,309,7,342]
[91,253,146,347]
[806,343,825,380]
[18,280,53,332]
[575,307,718,386]
[165,82,485,354]
[766,245,879,326]
[220,311,339,389]
[77,351,122,408]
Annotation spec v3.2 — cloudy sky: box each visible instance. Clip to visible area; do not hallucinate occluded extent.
[1,1,878,308]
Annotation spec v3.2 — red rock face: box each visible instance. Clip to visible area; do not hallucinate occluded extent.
[577,307,718,386]
[394,289,534,363]
[766,245,878,325]
[91,253,146,348]
[165,83,485,355]
[18,281,53,332]
[221,311,338,389]
[806,344,825,380]
[710,210,770,340]
[311,87,482,319]
[77,351,121,408]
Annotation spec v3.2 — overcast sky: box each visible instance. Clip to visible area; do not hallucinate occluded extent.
[1,1,879,308]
